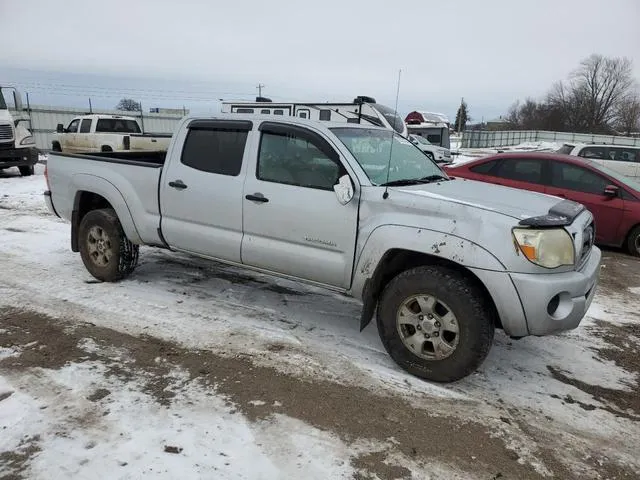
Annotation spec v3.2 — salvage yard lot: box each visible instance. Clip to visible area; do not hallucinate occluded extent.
[1,165,639,479]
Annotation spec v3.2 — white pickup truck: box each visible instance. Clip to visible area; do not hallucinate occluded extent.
[51,114,171,154]
[44,114,602,382]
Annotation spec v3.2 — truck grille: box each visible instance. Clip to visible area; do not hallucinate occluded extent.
[0,124,13,141]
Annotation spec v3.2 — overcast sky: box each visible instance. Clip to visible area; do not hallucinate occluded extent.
[1,0,639,120]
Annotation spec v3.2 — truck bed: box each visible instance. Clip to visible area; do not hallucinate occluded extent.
[46,152,164,246]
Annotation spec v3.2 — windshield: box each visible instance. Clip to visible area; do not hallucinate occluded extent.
[555,144,575,154]
[585,159,640,192]
[411,135,432,145]
[0,90,7,110]
[372,103,406,135]
[331,127,446,185]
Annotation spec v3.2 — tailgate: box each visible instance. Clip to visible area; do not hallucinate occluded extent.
[129,135,171,152]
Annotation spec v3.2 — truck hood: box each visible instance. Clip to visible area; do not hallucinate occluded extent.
[394,178,561,221]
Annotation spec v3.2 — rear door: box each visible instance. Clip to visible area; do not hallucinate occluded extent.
[544,161,624,244]
[241,122,359,288]
[159,119,253,262]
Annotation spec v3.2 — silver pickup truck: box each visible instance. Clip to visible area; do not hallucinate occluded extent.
[44,114,602,382]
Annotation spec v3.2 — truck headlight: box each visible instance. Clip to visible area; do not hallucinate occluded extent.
[512,228,575,268]
[20,136,34,145]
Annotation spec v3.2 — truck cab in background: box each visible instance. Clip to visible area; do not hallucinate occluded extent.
[52,114,172,154]
[0,86,38,176]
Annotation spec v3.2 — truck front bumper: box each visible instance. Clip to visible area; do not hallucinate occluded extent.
[470,246,602,337]
[510,246,601,335]
[0,146,38,169]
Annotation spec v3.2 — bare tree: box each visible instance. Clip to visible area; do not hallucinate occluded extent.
[550,54,635,132]
[616,95,640,135]
[116,98,141,111]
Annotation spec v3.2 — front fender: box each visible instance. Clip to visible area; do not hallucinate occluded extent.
[71,174,142,248]
[351,225,507,330]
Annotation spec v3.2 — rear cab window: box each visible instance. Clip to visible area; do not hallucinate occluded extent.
[95,118,141,133]
[180,120,252,176]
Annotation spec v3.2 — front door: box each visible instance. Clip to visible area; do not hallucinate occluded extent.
[545,161,625,245]
[62,118,80,153]
[241,122,359,288]
[159,119,253,262]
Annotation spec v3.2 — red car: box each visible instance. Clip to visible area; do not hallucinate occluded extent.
[443,152,640,256]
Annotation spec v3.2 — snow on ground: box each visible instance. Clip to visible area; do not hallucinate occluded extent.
[1,164,639,478]
[0,364,358,479]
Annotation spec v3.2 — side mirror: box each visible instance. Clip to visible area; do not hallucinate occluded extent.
[333,174,354,205]
[56,123,64,133]
[603,185,618,198]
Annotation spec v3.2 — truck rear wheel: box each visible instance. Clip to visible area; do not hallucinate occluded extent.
[19,165,34,176]
[376,265,495,382]
[78,208,139,282]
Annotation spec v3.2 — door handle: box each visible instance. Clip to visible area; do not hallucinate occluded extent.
[169,180,187,190]
[245,193,269,203]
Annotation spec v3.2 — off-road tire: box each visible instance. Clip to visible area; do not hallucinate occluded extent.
[626,225,640,257]
[377,265,495,382]
[19,165,34,176]
[78,208,139,282]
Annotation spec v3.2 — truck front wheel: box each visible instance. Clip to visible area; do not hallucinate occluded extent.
[78,208,139,282]
[376,265,495,382]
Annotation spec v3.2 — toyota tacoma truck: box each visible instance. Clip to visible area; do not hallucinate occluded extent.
[43,114,602,382]
[51,114,171,154]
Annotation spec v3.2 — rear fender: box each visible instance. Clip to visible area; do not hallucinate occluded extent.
[71,174,142,250]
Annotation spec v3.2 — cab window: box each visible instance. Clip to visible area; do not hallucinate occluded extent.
[67,119,80,133]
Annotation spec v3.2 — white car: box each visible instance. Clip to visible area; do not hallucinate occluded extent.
[409,134,452,164]
[557,143,640,179]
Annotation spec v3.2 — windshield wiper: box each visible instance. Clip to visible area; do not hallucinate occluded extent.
[418,174,450,182]
[379,174,449,187]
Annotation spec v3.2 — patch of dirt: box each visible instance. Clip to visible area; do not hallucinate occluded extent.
[352,451,412,480]
[0,307,634,480]
[0,390,13,402]
[0,435,41,480]
[547,366,639,421]
[86,388,111,402]
[590,320,640,378]
[598,251,640,297]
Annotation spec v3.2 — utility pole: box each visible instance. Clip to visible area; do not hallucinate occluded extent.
[257,83,265,98]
